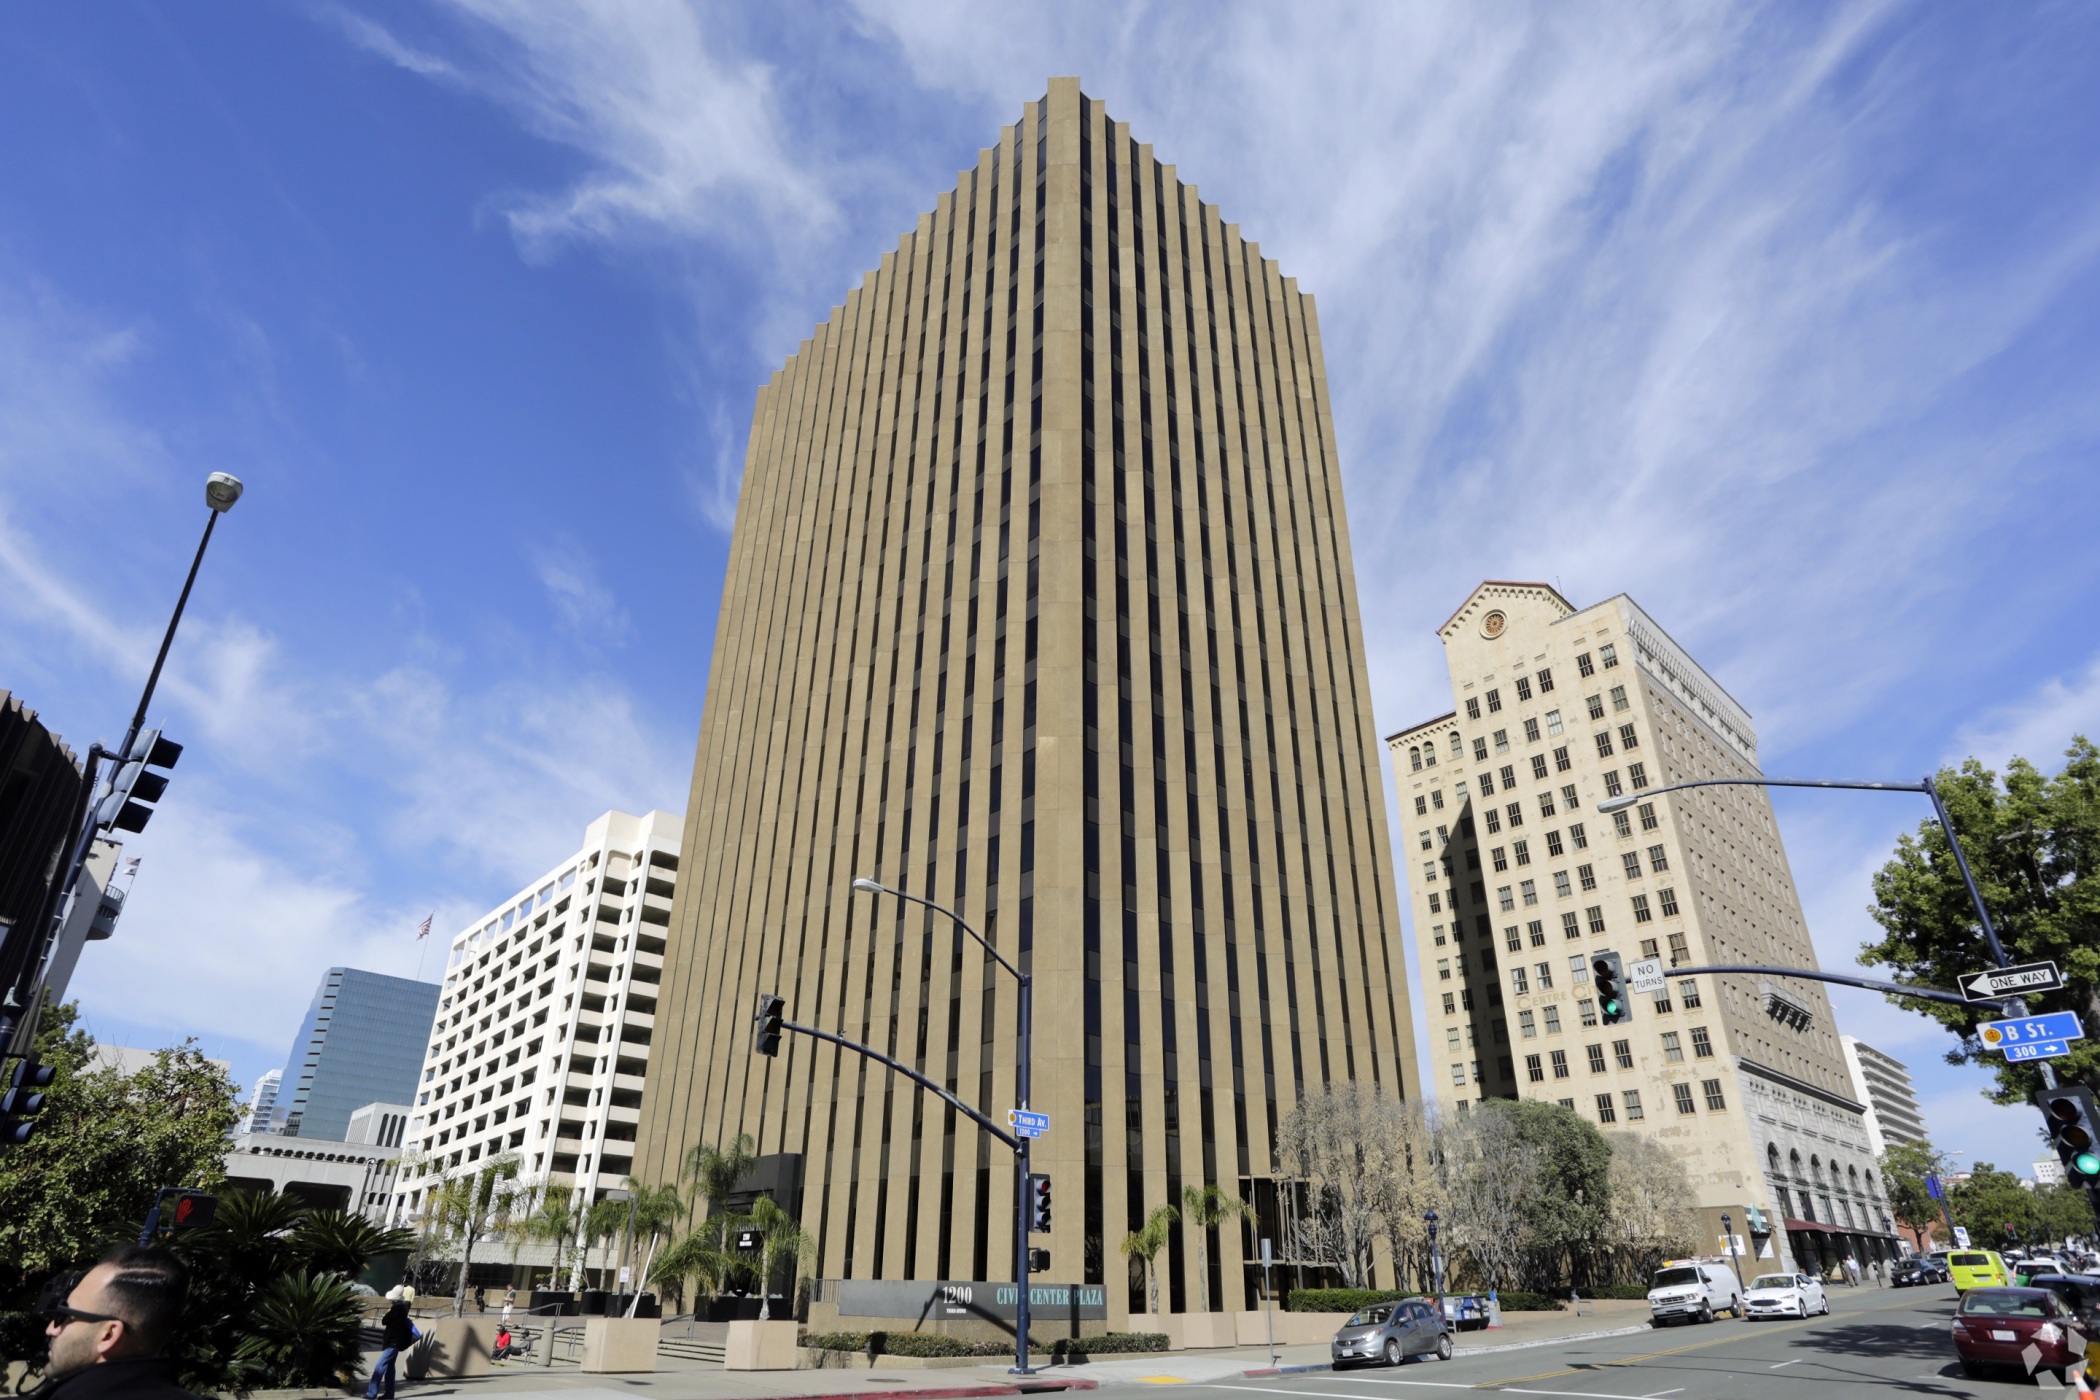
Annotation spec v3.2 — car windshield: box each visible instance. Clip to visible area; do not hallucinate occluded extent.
[1749,1275,1796,1290]
[1652,1268,1703,1288]
[1950,1253,1989,1267]
[1961,1291,2054,1318]
[1346,1305,1392,1327]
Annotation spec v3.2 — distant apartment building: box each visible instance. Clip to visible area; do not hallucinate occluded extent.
[244,1069,283,1135]
[2035,1159,2065,1186]
[275,968,441,1141]
[1839,1037,1929,1155]
[1388,583,1898,1275]
[389,809,679,1264]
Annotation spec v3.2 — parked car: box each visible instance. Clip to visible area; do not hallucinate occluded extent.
[2013,1256,2069,1287]
[1948,1250,2013,1294]
[2024,1273,2100,1375]
[1647,1262,1743,1326]
[1741,1271,1829,1319]
[1951,1287,2082,1382]
[1330,1298,1452,1368]
[1892,1257,1946,1287]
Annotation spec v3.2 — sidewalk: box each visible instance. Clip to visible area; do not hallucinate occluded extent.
[294,1301,1655,1400]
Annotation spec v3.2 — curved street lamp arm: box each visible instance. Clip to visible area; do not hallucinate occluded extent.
[854,878,1023,984]
[1660,963,2005,1011]
[1598,777,1927,813]
[781,1016,1020,1152]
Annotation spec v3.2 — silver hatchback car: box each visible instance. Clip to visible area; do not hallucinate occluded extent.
[1330,1298,1452,1368]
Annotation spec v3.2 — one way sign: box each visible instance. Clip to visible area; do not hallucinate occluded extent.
[1957,961,2063,1002]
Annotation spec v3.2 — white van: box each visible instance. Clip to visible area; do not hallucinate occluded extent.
[1647,1261,1743,1326]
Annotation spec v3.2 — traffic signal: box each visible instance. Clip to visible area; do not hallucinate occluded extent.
[2037,1086,2100,1185]
[1029,1173,1051,1233]
[753,994,785,1057]
[1027,1248,1050,1273]
[168,1191,217,1231]
[96,729,183,834]
[1592,951,1632,1026]
[1,1057,55,1145]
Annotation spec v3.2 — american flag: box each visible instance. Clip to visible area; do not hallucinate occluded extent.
[417,914,433,940]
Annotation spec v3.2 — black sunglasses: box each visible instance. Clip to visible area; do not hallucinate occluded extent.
[47,1305,126,1329]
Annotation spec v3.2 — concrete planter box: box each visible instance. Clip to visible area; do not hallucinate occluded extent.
[405,1318,490,1379]
[580,1317,659,1373]
[724,1319,799,1371]
[1236,1310,1352,1346]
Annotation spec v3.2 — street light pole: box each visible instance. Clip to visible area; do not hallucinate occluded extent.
[1597,773,2059,1092]
[1424,1208,1443,1328]
[1,473,244,1056]
[1720,1212,1744,1295]
[851,878,1037,1375]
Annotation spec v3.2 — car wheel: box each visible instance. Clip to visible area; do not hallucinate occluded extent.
[1384,1340,1402,1367]
[1698,1303,1713,1325]
[1434,1335,1453,1362]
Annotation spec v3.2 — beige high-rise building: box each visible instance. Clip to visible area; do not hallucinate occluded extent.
[636,78,1416,1324]
[1388,583,1899,1275]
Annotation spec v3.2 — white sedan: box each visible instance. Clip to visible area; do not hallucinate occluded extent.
[1743,1272,1829,1319]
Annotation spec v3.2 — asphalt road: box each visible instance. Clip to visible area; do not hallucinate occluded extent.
[1167,1283,2078,1398]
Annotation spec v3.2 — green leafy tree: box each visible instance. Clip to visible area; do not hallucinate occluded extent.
[650,1225,735,1308]
[1502,1099,1612,1290]
[0,1002,240,1288]
[746,1194,814,1320]
[1879,1141,1951,1249]
[1948,1163,2040,1248]
[1179,1183,1252,1314]
[1863,741,2100,1102]
[1120,1204,1178,1316]
[2032,1182,2099,1244]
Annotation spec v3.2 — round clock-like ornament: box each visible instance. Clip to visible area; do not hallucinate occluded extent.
[1481,609,1507,639]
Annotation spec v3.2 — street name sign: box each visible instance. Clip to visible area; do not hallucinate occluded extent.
[1628,957,1666,994]
[1008,1108,1050,1138]
[2005,1040,2073,1062]
[1979,1011,2085,1057]
[1958,961,2063,1002]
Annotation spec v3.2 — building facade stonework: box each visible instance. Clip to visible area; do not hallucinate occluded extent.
[1388,583,1898,1274]
[635,78,1416,1321]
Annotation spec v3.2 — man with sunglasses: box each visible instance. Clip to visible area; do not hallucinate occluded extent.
[35,1246,202,1400]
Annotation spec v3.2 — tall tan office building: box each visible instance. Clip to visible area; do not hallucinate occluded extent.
[636,79,1416,1320]
[1388,583,1899,1275]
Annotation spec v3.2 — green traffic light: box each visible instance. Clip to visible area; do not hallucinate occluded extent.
[2074,1151,2100,1179]
[1602,999,1620,1016]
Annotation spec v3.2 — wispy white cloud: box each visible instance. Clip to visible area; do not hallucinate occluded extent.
[322,5,461,80]
[1950,654,2100,774]
[533,541,634,647]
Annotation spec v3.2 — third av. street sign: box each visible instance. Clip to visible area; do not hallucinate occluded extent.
[1957,961,2063,1002]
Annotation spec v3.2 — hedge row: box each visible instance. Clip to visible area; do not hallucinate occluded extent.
[1286,1289,1421,1313]
[1284,1287,1570,1313]
[1570,1285,1654,1300]
[1052,1332,1170,1357]
[799,1331,1011,1358]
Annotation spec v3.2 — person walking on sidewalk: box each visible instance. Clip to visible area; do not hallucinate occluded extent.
[366,1289,419,1400]
[501,1286,515,1327]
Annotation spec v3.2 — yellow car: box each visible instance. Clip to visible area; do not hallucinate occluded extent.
[1947,1250,2011,1293]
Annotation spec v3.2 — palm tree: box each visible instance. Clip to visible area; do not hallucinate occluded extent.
[745,1196,815,1321]
[683,1134,757,1243]
[622,1181,685,1316]
[1180,1183,1253,1315]
[516,1183,582,1295]
[649,1226,735,1311]
[585,1194,631,1291]
[1120,1203,1180,1317]
[424,1154,524,1314]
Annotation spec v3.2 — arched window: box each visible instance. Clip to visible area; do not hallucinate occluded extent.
[1847,1165,1860,1189]
[1768,1144,1782,1172]
[1424,741,1437,767]
[1449,733,1463,759]
[1810,1156,1826,1187]
[1410,746,1422,772]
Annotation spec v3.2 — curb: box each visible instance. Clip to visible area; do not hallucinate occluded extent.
[788,1382,1099,1400]
[1240,1364,1332,1378]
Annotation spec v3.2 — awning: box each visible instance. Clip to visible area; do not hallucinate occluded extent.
[1784,1218,1840,1234]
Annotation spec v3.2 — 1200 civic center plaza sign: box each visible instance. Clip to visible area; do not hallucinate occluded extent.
[836,1280,1109,1323]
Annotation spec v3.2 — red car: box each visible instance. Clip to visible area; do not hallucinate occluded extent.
[1951,1287,2083,1382]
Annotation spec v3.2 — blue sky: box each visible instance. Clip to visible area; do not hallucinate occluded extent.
[5,2,2097,1177]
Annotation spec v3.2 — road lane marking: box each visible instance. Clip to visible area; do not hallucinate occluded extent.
[1479,1294,1928,1386]
[1768,1359,1802,1369]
